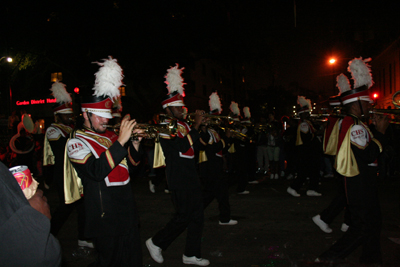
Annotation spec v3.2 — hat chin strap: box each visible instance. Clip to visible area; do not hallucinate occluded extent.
[86,111,103,134]
[357,100,366,121]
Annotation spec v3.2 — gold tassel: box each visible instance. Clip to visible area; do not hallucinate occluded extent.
[295,123,303,146]
[228,143,235,153]
[153,135,166,168]
[198,150,208,163]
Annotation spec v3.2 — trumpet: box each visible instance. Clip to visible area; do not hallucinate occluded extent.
[369,109,400,116]
[183,113,235,125]
[105,120,177,139]
[219,126,252,142]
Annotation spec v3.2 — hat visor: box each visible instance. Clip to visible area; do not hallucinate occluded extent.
[91,111,113,119]
[55,109,74,114]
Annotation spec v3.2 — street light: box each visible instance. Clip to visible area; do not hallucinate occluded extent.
[1,56,14,115]
[0,56,13,63]
[329,58,336,95]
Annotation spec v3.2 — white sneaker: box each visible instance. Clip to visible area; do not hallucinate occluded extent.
[312,215,332,233]
[146,238,164,263]
[270,173,274,179]
[219,219,238,225]
[324,173,334,178]
[280,171,285,177]
[306,190,322,196]
[274,173,279,179]
[286,173,294,180]
[149,180,155,193]
[164,189,170,194]
[78,239,94,248]
[237,190,250,195]
[341,223,349,232]
[287,187,300,197]
[248,180,259,184]
[183,255,210,266]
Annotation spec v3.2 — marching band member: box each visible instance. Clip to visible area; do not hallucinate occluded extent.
[199,92,238,226]
[65,57,143,266]
[42,81,91,249]
[318,57,389,264]
[266,111,282,179]
[226,101,251,194]
[287,96,322,197]
[313,75,351,234]
[146,64,210,266]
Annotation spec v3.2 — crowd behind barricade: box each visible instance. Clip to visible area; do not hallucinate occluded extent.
[2,57,400,266]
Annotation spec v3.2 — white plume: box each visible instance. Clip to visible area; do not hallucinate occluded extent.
[209,92,222,113]
[230,101,240,116]
[347,57,374,89]
[50,80,72,104]
[297,96,311,109]
[164,64,186,95]
[243,107,251,118]
[336,74,351,95]
[92,56,124,99]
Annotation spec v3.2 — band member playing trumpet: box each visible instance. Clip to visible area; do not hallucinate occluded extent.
[65,57,143,266]
[199,92,238,226]
[318,57,389,265]
[287,96,322,197]
[313,76,351,234]
[146,64,210,266]
[225,101,251,194]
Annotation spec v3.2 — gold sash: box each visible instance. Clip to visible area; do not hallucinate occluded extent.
[335,127,359,177]
[323,119,340,156]
[63,139,83,204]
[43,136,55,166]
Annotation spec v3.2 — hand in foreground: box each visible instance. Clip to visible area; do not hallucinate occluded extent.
[372,114,389,135]
[28,189,51,220]
[117,114,137,146]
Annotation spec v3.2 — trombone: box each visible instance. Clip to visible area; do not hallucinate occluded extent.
[369,90,400,124]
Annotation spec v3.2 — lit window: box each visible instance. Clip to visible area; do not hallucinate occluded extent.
[119,86,126,96]
[51,72,63,82]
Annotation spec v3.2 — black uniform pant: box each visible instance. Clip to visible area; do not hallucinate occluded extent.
[203,177,231,223]
[290,145,320,191]
[152,188,204,258]
[319,171,382,264]
[320,176,351,226]
[50,174,85,239]
[93,225,142,267]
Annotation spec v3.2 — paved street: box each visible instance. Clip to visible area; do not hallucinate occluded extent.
[44,173,400,267]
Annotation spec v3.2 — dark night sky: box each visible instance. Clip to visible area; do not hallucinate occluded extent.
[2,0,400,98]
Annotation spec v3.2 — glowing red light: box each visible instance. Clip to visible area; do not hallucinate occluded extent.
[373,93,378,99]
[74,87,80,94]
